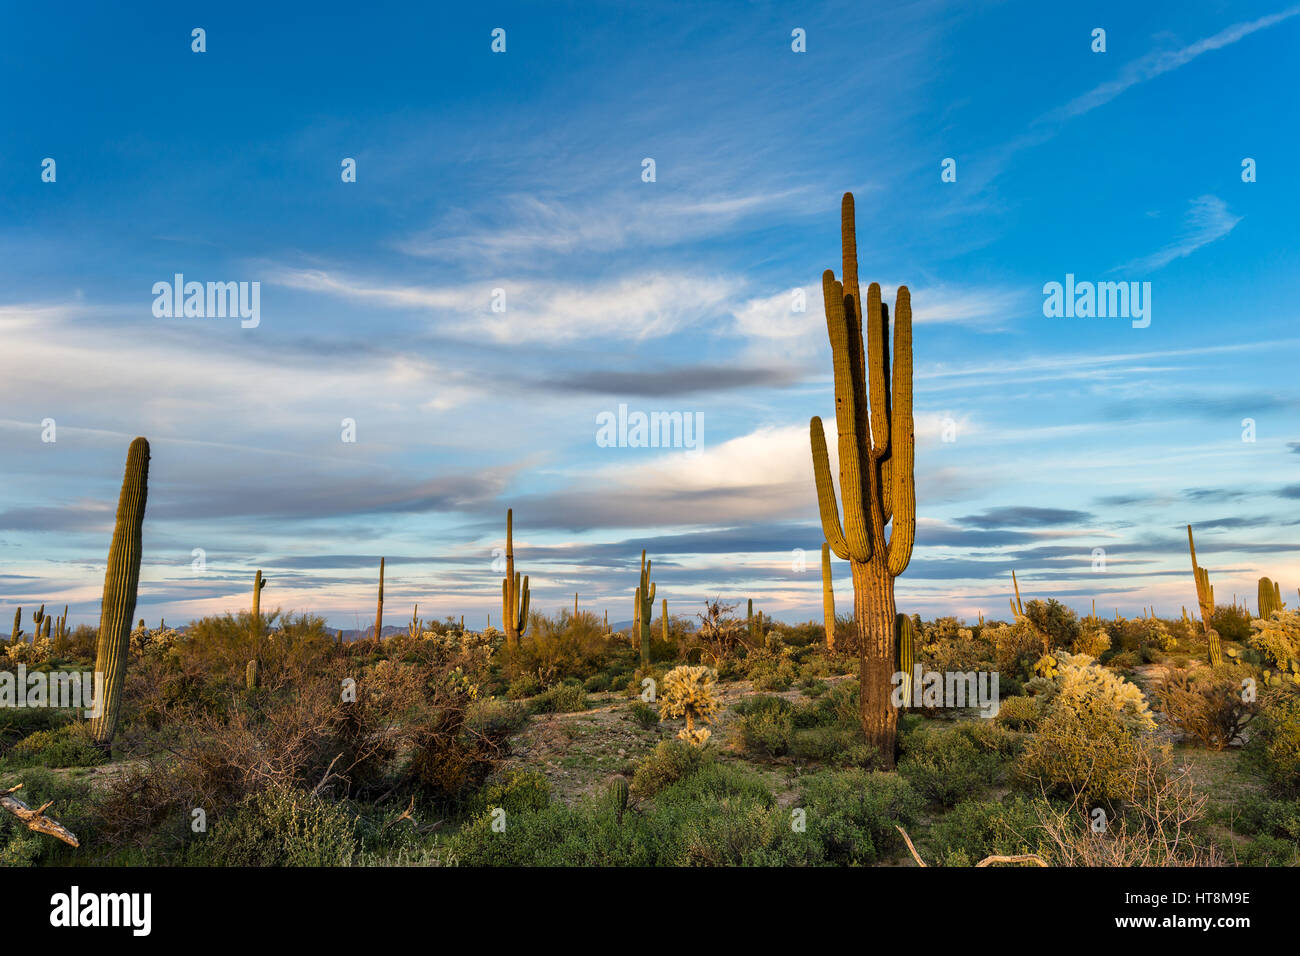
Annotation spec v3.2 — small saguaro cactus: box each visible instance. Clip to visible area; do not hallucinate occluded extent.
[89,437,150,752]
[32,604,46,640]
[373,557,385,642]
[634,549,655,666]
[896,613,915,708]
[10,607,20,645]
[574,593,579,619]
[821,542,836,652]
[409,604,422,639]
[1258,577,1283,620]
[609,776,629,824]
[1187,525,1223,666]
[502,509,530,650]
[809,193,916,767]
[41,616,51,640]
[245,658,258,690]
[661,598,669,647]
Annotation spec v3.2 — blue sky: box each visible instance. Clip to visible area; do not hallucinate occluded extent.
[2,0,1299,630]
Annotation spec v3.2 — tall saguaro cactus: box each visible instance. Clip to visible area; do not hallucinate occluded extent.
[250,570,266,656]
[634,550,655,666]
[374,557,385,642]
[1187,525,1223,666]
[89,437,150,751]
[821,542,835,652]
[502,509,529,650]
[809,193,916,766]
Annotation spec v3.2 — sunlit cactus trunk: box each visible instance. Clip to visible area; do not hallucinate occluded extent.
[502,509,529,650]
[1187,525,1223,666]
[809,193,915,768]
[251,569,266,658]
[89,437,150,752]
[635,550,655,666]
[374,557,385,642]
[821,542,835,652]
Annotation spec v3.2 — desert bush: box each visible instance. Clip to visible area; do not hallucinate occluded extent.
[929,795,1051,866]
[990,621,1044,687]
[1072,626,1111,658]
[897,721,1011,806]
[1250,687,1300,797]
[734,696,795,757]
[465,770,550,819]
[797,769,923,864]
[994,695,1040,731]
[186,785,358,866]
[630,739,708,797]
[6,722,105,769]
[627,700,660,730]
[1249,609,1300,672]
[529,682,587,715]
[510,612,609,682]
[1211,604,1253,644]
[1153,667,1257,749]
[1022,599,1080,650]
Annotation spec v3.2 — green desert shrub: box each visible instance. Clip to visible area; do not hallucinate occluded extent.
[734,696,796,757]
[529,682,587,715]
[797,769,923,865]
[186,786,359,866]
[465,698,529,739]
[1250,688,1300,797]
[627,700,660,729]
[6,723,105,769]
[630,739,707,797]
[994,695,1040,731]
[466,770,551,819]
[897,721,1010,806]
[929,795,1051,866]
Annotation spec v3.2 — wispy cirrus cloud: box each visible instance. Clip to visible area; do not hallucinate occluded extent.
[1117,195,1242,272]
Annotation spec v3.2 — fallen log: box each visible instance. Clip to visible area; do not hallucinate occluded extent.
[1,783,80,848]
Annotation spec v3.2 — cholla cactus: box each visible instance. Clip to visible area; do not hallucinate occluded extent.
[1027,650,1155,732]
[658,665,720,745]
[1249,608,1299,673]
[1072,626,1112,658]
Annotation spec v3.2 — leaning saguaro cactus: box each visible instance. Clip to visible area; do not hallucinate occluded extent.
[821,542,836,652]
[809,193,915,766]
[633,549,655,666]
[89,437,150,752]
[1187,525,1223,666]
[502,509,529,651]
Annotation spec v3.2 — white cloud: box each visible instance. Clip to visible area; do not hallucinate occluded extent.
[1118,195,1242,272]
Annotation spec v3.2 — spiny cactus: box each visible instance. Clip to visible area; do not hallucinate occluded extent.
[41,616,50,640]
[251,569,266,655]
[501,509,529,650]
[9,607,20,645]
[896,613,915,708]
[89,437,150,751]
[658,664,719,746]
[55,606,68,642]
[809,193,915,766]
[633,549,655,666]
[574,592,579,619]
[32,604,46,639]
[821,542,835,651]
[1187,525,1223,666]
[661,598,668,647]
[609,776,629,824]
[374,557,385,642]
[1259,577,1284,620]
[408,604,423,639]
[245,658,258,690]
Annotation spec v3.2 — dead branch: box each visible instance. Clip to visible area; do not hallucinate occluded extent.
[1,783,80,848]
[896,824,1048,868]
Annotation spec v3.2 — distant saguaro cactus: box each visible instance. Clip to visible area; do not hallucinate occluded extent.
[374,557,385,642]
[9,607,20,645]
[633,550,655,666]
[1258,577,1283,620]
[661,598,669,647]
[245,658,258,690]
[32,605,46,640]
[1187,525,1223,666]
[250,570,266,656]
[609,777,629,824]
[89,437,150,751]
[821,542,835,652]
[809,193,916,767]
[502,509,529,650]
